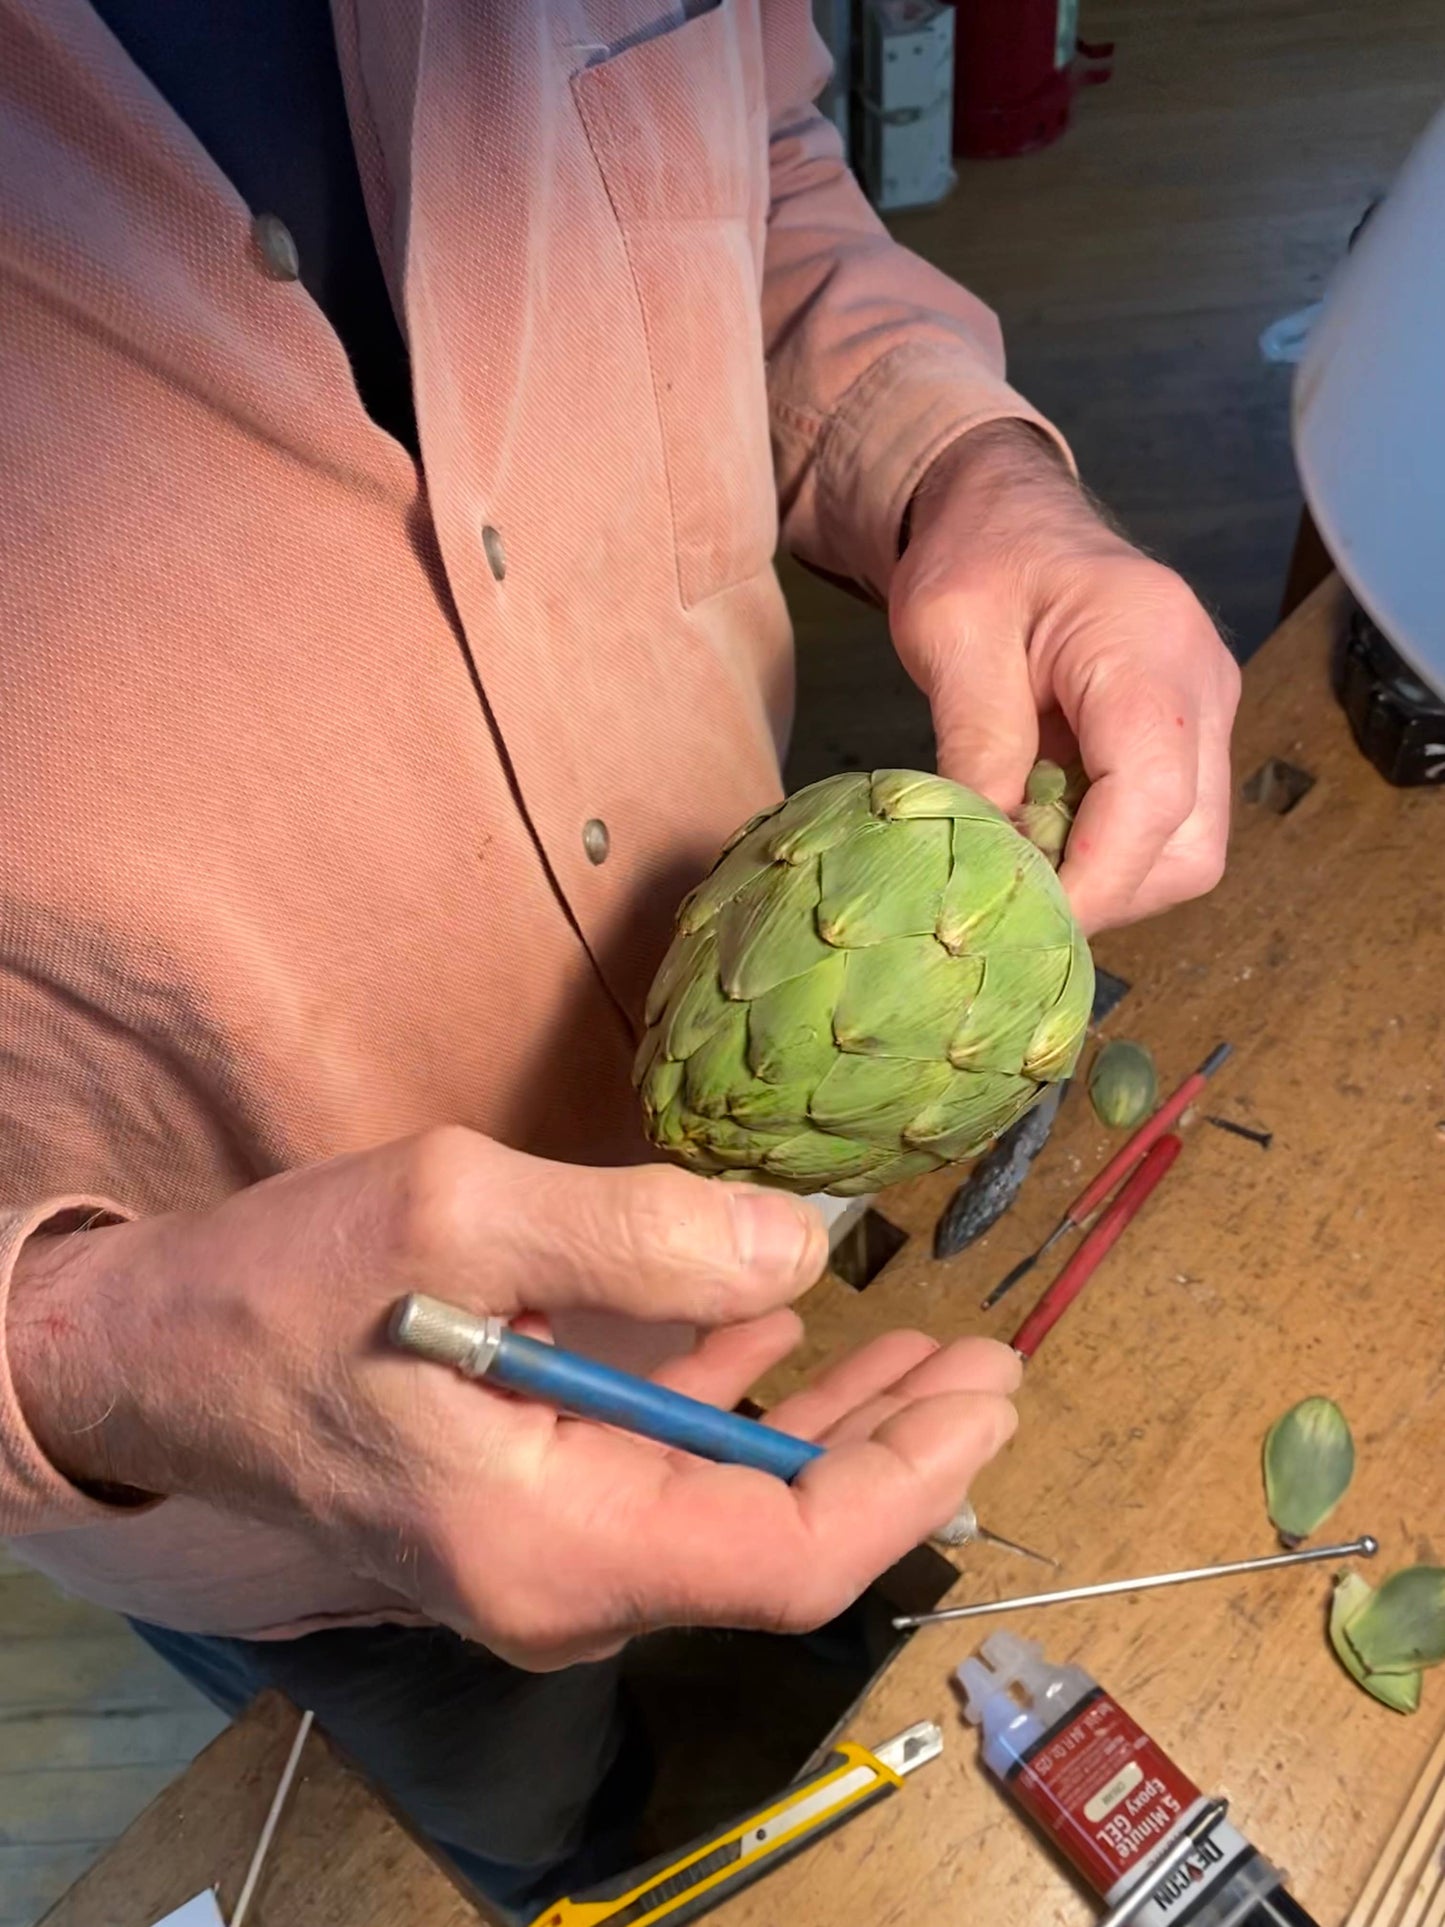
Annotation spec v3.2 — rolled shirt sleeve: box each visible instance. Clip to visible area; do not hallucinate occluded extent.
[761,2,1075,603]
[0,1199,140,1535]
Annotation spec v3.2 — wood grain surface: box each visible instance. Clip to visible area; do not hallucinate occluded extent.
[720,574,1445,1925]
[38,1693,492,1927]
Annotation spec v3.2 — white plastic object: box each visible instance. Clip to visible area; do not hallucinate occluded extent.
[854,0,957,213]
[1258,300,1325,365]
[1293,101,1445,695]
[957,1631,1096,1777]
[858,0,955,113]
[856,96,956,212]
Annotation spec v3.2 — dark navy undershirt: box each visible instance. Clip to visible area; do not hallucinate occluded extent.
[90,0,420,456]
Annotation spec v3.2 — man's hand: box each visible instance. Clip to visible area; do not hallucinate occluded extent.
[890,421,1242,933]
[7,1131,1020,1669]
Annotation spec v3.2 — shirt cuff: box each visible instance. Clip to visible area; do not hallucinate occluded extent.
[814,345,1077,605]
[0,1197,145,1536]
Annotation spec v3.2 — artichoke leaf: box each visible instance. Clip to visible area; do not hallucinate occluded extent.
[1024,927,1095,1081]
[767,773,874,864]
[659,928,732,1061]
[937,821,1026,953]
[761,1132,876,1185]
[818,817,952,946]
[870,769,1004,824]
[745,955,844,1085]
[680,820,783,934]
[717,859,835,1000]
[1330,1572,1423,1713]
[832,938,984,1060]
[904,1070,1039,1159]
[1263,1396,1355,1546]
[1345,1567,1445,1676]
[1088,1039,1159,1129]
[810,1054,955,1148]
[948,946,1074,1073]
[681,1004,753,1120]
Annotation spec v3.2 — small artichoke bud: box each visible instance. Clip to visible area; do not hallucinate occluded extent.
[1014,760,1076,866]
[1263,1396,1355,1546]
[1087,1040,1159,1129]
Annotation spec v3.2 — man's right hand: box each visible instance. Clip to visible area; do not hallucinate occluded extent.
[7,1130,1021,1669]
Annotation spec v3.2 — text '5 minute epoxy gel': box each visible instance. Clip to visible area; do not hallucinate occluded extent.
[958,1634,1322,1927]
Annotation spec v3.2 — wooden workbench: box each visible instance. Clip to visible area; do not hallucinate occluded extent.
[45,575,1445,1924]
[728,571,1445,1924]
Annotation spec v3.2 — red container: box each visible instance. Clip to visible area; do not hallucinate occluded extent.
[948,1,1113,159]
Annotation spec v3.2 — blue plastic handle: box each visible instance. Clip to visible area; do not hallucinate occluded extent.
[490,1328,823,1483]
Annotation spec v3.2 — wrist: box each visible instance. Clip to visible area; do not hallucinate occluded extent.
[903,418,1114,567]
[8,1222,163,1504]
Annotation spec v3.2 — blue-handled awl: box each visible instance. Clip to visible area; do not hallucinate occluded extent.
[387,1294,1051,1564]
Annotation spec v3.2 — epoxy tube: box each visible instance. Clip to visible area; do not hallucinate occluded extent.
[958,1634,1322,1927]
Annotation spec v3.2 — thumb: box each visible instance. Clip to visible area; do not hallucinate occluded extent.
[479,1146,828,1328]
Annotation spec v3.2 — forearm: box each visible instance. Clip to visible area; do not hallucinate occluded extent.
[760,23,1070,600]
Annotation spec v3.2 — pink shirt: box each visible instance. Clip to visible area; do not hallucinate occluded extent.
[0,0,1065,1636]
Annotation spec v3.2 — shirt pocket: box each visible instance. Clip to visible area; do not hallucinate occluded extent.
[572,0,775,608]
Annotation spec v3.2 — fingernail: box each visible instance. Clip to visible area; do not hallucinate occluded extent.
[729,1190,821,1281]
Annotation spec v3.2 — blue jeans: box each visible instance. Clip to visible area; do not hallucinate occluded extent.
[128,1618,645,1921]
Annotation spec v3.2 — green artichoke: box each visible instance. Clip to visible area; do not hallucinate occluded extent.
[633,768,1095,1196]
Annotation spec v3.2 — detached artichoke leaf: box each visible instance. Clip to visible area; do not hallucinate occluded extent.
[1263,1396,1355,1546]
[1345,1567,1445,1676]
[1330,1573,1423,1713]
[1089,1039,1159,1130]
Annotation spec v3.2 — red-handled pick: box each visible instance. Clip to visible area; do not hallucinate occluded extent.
[983,1041,1231,1309]
[1009,1131,1183,1360]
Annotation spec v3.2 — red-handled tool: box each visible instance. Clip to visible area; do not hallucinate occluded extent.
[1009,1132,1183,1360]
[983,1041,1230,1309]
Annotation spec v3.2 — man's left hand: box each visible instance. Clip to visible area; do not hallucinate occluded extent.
[889,421,1242,934]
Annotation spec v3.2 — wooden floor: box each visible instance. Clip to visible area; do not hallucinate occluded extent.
[0,1549,223,1927]
[5,4,1445,1921]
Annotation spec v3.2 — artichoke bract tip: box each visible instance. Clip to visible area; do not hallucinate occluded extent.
[636,766,1094,1196]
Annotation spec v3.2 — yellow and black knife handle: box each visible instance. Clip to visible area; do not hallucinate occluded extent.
[527,1740,903,1927]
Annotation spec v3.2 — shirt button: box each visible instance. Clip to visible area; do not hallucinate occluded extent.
[252,213,300,282]
[482,525,507,582]
[582,818,610,865]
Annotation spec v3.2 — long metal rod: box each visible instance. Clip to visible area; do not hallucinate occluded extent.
[892,1534,1378,1630]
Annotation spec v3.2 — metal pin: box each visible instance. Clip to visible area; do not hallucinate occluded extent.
[892,1535,1378,1630]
